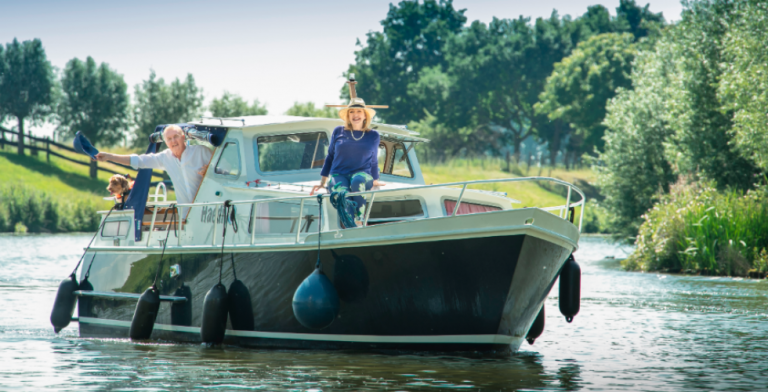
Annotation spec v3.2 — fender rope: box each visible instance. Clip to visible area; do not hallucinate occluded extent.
[218,200,237,284]
[70,206,116,277]
[316,194,323,269]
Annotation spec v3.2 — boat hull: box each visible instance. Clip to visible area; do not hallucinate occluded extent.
[78,233,570,353]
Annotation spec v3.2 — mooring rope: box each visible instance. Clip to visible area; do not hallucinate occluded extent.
[329,189,357,229]
[69,206,116,277]
[84,252,98,279]
[152,204,177,288]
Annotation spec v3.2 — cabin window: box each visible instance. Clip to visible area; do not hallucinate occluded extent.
[102,220,130,237]
[256,131,329,172]
[366,199,425,225]
[390,144,413,178]
[444,200,501,216]
[214,141,241,177]
[248,199,320,234]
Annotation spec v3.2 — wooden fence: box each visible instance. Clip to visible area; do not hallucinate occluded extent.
[0,126,166,181]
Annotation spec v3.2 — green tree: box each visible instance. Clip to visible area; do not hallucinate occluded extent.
[719,1,768,172]
[596,40,677,237]
[209,92,267,117]
[345,0,466,124]
[57,56,129,178]
[614,0,665,39]
[285,101,336,118]
[422,13,582,161]
[663,0,758,190]
[132,70,203,147]
[0,38,54,155]
[536,33,637,158]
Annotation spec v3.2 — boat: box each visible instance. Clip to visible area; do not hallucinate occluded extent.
[56,96,585,353]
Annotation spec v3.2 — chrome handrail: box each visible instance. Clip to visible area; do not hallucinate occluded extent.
[131,176,587,247]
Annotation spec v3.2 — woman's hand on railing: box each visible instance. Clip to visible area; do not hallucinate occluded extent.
[310,177,328,196]
[373,179,386,187]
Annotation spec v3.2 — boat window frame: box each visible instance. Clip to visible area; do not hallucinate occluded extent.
[212,139,242,179]
[252,129,330,176]
[365,195,429,225]
[387,142,414,178]
[100,219,131,239]
[378,138,414,179]
[439,196,504,217]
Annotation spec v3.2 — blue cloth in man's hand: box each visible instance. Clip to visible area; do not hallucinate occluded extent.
[73,131,99,159]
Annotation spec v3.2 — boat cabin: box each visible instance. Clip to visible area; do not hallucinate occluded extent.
[95,115,582,251]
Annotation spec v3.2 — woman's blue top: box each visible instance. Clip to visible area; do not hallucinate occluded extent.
[320,126,380,180]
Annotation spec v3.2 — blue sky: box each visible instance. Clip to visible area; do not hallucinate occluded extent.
[0,0,683,136]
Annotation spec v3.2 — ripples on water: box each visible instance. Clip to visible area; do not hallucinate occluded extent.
[1,234,767,391]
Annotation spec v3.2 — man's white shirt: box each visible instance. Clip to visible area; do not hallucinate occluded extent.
[130,145,213,206]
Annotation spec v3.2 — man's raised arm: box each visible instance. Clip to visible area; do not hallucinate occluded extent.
[95,153,131,166]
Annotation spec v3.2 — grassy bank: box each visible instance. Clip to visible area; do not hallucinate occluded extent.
[0,144,173,233]
[420,158,608,233]
[624,181,768,278]
[0,148,111,232]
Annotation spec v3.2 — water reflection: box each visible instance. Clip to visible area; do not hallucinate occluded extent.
[2,234,768,391]
[40,339,556,391]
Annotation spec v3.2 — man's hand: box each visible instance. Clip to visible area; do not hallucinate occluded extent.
[93,152,131,166]
[198,164,209,176]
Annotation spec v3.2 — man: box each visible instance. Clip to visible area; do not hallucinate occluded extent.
[95,125,212,206]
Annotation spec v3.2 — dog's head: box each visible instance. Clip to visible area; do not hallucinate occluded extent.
[107,174,130,195]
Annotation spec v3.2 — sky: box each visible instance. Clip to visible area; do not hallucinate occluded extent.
[0,0,684,137]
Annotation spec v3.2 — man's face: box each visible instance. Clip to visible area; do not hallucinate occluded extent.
[164,128,186,156]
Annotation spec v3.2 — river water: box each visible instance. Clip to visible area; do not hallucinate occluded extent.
[1,234,766,391]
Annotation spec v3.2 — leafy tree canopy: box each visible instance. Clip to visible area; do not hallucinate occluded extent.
[396,1,664,163]
[719,0,768,172]
[596,39,677,237]
[346,0,466,124]
[662,0,758,190]
[132,70,203,147]
[209,92,267,117]
[595,0,767,237]
[0,38,54,155]
[536,33,637,155]
[57,56,129,147]
[285,101,337,118]
[57,56,129,178]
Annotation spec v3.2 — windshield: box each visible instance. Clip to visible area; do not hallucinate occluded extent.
[256,131,329,172]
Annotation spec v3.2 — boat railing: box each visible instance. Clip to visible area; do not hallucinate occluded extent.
[138,176,585,247]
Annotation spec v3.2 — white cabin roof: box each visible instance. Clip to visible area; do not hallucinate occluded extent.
[190,115,428,142]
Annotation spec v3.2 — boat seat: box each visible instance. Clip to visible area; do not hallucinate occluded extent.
[141,207,187,228]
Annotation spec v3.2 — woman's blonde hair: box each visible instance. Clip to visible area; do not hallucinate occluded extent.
[344,109,371,132]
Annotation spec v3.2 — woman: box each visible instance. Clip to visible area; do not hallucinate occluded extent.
[311,97,385,227]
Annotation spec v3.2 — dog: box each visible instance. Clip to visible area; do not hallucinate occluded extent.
[107,174,131,209]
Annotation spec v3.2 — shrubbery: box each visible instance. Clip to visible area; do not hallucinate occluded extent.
[0,184,99,233]
[624,181,768,277]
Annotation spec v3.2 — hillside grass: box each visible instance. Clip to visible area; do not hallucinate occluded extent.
[0,144,174,232]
